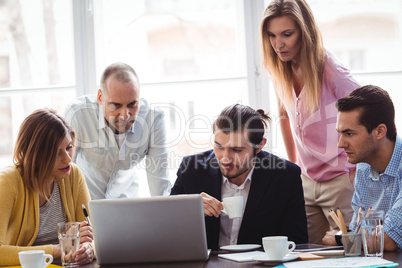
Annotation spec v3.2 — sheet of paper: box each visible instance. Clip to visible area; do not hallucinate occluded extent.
[281,256,398,268]
[5,265,63,268]
[218,250,265,262]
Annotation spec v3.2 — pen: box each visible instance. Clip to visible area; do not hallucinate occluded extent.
[357,206,362,225]
[329,209,341,229]
[356,206,362,233]
[337,208,348,234]
[366,206,372,218]
[82,204,92,226]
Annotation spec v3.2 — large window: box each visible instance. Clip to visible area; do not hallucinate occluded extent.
[93,0,247,83]
[0,0,401,195]
[268,0,402,158]
[91,1,252,186]
[92,0,250,155]
[0,0,76,165]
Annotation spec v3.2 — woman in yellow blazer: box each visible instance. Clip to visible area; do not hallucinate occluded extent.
[0,109,94,265]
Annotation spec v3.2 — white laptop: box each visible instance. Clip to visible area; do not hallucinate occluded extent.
[88,194,209,265]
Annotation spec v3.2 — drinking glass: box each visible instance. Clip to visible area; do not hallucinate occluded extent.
[360,210,384,257]
[57,222,80,267]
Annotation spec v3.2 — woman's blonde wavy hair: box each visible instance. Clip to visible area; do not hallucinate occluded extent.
[260,0,325,113]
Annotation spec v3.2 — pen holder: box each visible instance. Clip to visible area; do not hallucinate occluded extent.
[342,232,362,256]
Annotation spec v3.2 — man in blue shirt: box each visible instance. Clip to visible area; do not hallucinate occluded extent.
[323,85,401,251]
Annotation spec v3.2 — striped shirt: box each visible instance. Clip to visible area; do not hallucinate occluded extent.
[33,183,67,246]
[349,135,402,248]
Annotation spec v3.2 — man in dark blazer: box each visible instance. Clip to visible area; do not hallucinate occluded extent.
[171,104,308,250]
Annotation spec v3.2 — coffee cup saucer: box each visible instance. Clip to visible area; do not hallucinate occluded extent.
[253,253,298,263]
[220,244,261,252]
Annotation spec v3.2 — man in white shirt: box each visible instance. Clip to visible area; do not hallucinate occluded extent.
[64,63,171,199]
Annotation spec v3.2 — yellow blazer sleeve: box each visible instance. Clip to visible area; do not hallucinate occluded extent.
[0,166,53,266]
[0,164,92,266]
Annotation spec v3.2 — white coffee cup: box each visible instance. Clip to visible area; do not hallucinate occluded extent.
[19,250,53,268]
[262,236,296,260]
[221,196,244,219]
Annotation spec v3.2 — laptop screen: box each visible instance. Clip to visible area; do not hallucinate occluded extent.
[88,194,209,265]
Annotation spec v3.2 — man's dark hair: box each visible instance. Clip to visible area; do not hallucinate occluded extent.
[336,85,397,141]
[213,104,270,147]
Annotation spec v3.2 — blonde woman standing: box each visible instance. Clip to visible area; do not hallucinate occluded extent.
[0,109,94,265]
[260,0,358,243]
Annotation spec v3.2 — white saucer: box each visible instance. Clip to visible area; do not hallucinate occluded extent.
[220,244,261,252]
[253,253,299,263]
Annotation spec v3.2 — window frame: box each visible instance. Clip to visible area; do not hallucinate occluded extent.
[71,0,273,146]
[1,0,401,161]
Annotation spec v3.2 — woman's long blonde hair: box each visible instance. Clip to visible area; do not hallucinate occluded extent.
[260,0,325,113]
[13,108,75,198]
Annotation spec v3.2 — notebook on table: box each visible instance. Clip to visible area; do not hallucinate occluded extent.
[88,194,209,265]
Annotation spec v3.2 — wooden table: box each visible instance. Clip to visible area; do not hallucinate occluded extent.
[77,249,402,268]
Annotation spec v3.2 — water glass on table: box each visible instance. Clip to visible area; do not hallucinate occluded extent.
[360,209,384,257]
[57,222,80,267]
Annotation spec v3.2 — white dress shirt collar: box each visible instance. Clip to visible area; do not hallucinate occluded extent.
[219,165,255,247]
[222,165,255,188]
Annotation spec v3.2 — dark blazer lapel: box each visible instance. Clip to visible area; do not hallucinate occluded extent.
[206,155,223,200]
[204,153,223,249]
[240,156,273,227]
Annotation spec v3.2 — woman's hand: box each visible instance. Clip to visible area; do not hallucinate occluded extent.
[79,220,93,244]
[72,220,94,264]
[52,243,61,259]
[74,242,94,265]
